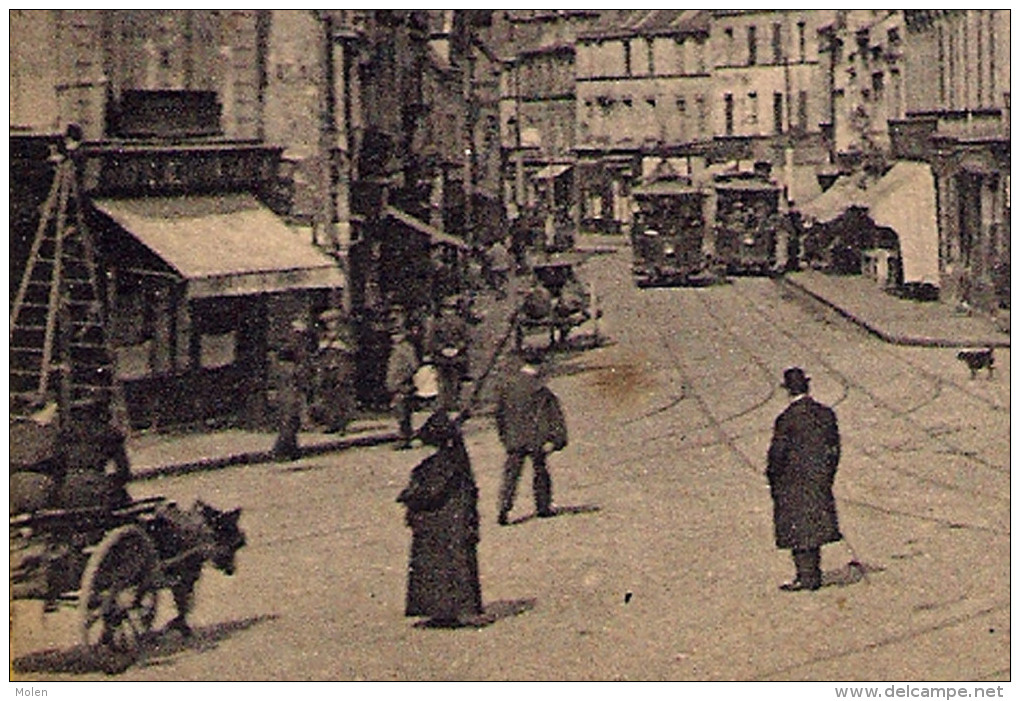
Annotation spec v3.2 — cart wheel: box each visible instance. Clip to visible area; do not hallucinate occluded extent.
[79,525,158,659]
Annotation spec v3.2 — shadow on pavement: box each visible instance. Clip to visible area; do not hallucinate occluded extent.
[821,560,885,588]
[12,614,277,677]
[507,504,601,526]
[413,598,537,630]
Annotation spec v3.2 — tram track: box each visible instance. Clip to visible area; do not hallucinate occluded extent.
[597,272,1008,535]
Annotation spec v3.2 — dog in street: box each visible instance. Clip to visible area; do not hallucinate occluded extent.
[956,347,995,380]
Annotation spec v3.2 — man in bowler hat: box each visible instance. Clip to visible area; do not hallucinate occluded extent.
[766,367,842,591]
[495,347,568,525]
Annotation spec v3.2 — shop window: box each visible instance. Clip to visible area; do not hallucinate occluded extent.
[200,331,237,369]
[114,287,155,380]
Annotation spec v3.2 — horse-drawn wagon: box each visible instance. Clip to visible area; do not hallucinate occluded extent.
[11,487,243,668]
[514,254,602,351]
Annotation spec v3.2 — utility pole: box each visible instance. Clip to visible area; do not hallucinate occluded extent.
[457,11,475,245]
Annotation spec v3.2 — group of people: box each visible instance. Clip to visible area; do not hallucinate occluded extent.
[272,310,357,461]
[395,361,843,628]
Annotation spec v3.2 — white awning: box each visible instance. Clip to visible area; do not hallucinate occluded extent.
[786,165,823,206]
[94,194,344,298]
[796,163,940,285]
[532,163,573,180]
[384,206,470,250]
[867,162,940,285]
[797,175,870,224]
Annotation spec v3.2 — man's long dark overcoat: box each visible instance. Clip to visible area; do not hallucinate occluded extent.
[397,420,482,621]
[495,369,568,454]
[766,396,842,550]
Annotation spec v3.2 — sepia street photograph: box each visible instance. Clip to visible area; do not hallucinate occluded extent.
[8,9,1011,688]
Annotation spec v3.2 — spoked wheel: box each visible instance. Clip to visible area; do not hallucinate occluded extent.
[79,525,158,668]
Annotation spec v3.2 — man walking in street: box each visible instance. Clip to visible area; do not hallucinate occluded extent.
[495,348,568,525]
[766,367,842,591]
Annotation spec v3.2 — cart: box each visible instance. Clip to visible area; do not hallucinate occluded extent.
[515,254,602,351]
[11,494,169,654]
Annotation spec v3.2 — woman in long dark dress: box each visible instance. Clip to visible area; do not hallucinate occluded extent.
[396,411,482,627]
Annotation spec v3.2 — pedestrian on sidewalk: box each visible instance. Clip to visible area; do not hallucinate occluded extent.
[487,238,512,299]
[397,410,482,627]
[311,308,357,434]
[387,314,421,450]
[273,318,315,461]
[495,347,568,525]
[766,367,842,592]
[427,296,471,413]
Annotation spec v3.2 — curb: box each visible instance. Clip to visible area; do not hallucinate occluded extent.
[127,407,503,482]
[130,430,399,482]
[780,277,1010,349]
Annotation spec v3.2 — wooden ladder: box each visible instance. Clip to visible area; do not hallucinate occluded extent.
[10,146,117,420]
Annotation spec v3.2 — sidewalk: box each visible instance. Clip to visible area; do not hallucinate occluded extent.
[127,283,523,483]
[783,270,1010,349]
[127,419,398,482]
[125,255,1008,483]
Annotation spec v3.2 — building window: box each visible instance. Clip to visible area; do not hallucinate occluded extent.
[976,17,984,105]
[676,96,687,114]
[937,25,946,102]
[747,25,757,65]
[772,23,783,64]
[724,27,734,65]
[890,68,902,119]
[773,92,784,134]
[646,97,657,109]
[798,90,808,131]
[200,332,236,369]
[871,72,884,98]
[797,21,806,62]
[747,92,758,126]
[724,93,734,135]
[648,40,655,75]
[624,40,632,76]
[696,94,707,136]
[675,38,686,74]
[989,13,996,101]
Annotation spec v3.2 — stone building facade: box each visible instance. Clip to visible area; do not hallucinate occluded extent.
[899,10,1010,312]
